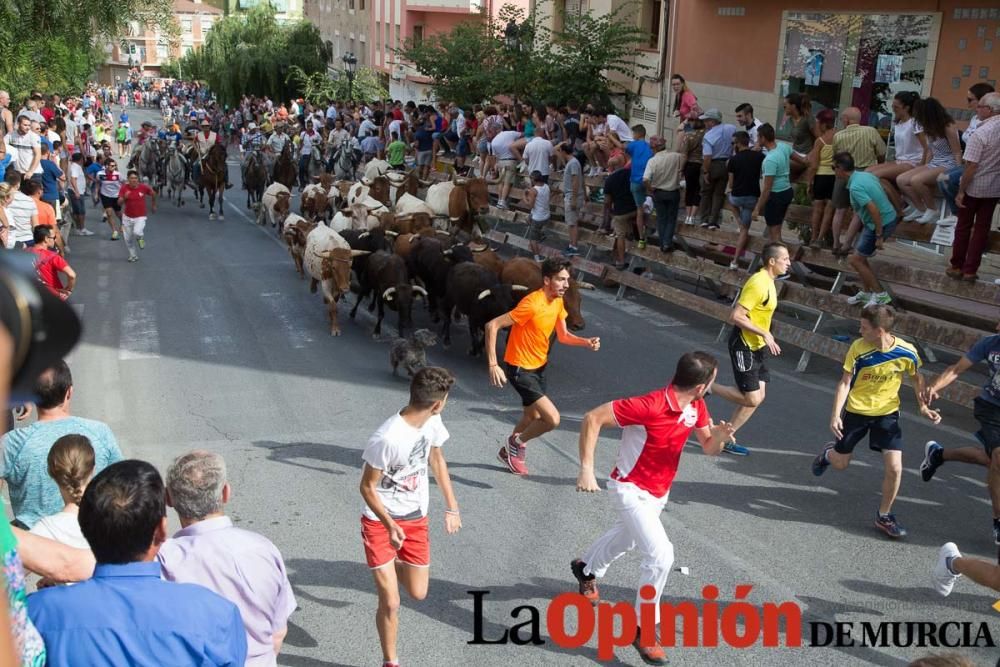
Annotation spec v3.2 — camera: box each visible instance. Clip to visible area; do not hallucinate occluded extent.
[0,251,82,403]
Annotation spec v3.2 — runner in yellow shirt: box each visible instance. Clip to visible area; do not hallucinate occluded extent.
[812,305,940,538]
[485,258,601,476]
[711,242,790,456]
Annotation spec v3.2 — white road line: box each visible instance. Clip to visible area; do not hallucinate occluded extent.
[97,275,109,289]
[119,299,161,360]
[196,296,234,355]
[259,291,315,349]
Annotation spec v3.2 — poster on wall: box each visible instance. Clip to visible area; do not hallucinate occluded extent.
[805,50,825,86]
[876,54,903,84]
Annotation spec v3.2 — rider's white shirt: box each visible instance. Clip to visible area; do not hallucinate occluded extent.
[300,132,315,155]
[267,133,288,153]
[194,131,217,158]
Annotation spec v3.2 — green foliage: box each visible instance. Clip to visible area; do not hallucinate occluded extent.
[285,66,388,104]
[158,60,182,80]
[0,0,175,99]
[397,1,650,109]
[177,4,332,106]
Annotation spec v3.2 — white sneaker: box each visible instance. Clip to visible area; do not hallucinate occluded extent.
[846,291,870,305]
[903,209,923,221]
[866,291,892,306]
[932,542,962,596]
[902,204,917,217]
[728,261,738,270]
[79,228,95,236]
[917,208,939,224]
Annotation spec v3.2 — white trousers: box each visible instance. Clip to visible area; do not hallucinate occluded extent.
[581,480,674,622]
[121,215,146,258]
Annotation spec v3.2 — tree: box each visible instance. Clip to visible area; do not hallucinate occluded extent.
[176,4,332,106]
[0,0,175,99]
[397,1,649,109]
[285,66,388,104]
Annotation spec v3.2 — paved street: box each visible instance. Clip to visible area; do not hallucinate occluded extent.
[48,110,999,667]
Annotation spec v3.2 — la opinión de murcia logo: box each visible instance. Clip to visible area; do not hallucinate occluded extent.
[467,586,997,658]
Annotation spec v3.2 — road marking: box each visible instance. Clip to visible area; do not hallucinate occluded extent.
[119,299,161,360]
[97,275,109,289]
[259,292,315,349]
[97,291,111,307]
[196,296,235,355]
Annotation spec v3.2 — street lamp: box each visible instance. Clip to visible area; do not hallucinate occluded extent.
[342,52,358,101]
[504,20,520,51]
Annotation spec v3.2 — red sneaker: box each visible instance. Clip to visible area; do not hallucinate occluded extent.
[633,630,668,665]
[570,559,599,603]
[498,435,529,475]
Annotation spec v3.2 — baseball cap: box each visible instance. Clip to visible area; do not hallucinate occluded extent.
[699,108,723,121]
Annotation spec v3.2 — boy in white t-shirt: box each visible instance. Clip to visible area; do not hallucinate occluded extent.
[360,367,462,667]
[29,434,94,550]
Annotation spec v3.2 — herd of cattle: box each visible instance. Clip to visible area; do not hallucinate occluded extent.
[256,164,592,353]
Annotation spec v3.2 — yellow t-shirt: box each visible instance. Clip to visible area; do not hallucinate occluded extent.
[504,289,567,370]
[843,337,921,416]
[736,269,777,351]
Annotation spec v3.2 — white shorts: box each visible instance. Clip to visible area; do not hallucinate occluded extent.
[122,215,147,236]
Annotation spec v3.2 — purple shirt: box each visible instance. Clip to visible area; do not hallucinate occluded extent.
[157,516,296,666]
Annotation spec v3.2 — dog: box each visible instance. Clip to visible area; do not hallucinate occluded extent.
[389,328,438,377]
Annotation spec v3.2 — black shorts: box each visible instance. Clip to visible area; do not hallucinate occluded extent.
[763,188,793,227]
[973,397,1000,456]
[507,363,547,407]
[812,174,835,201]
[100,195,121,212]
[833,411,902,454]
[728,328,769,393]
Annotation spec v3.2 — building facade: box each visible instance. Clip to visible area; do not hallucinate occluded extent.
[225,0,303,22]
[303,0,371,76]
[99,0,223,83]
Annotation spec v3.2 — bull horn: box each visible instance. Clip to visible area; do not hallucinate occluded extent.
[360,177,372,186]
[477,289,492,301]
[351,250,371,257]
[512,285,530,292]
[385,230,399,238]
[443,248,453,256]
[358,231,371,239]
[412,285,428,297]
[418,178,434,187]
[576,281,596,290]
[382,287,396,301]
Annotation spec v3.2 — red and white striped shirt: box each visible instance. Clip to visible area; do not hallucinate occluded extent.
[610,386,710,498]
[964,115,1000,199]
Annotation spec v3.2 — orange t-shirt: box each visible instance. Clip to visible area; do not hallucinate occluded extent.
[504,289,567,370]
[35,201,56,228]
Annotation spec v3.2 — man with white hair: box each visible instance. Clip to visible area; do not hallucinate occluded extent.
[158,450,296,667]
[949,91,1000,282]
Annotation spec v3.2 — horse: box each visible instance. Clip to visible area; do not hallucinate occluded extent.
[272,143,297,190]
[163,144,187,207]
[181,143,201,202]
[306,142,326,186]
[198,143,228,220]
[330,139,358,181]
[136,140,163,191]
[242,149,268,209]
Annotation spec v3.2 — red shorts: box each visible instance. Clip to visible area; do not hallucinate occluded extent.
[361,516,430,569]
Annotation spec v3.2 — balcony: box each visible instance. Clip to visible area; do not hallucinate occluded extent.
[405,0,476,12]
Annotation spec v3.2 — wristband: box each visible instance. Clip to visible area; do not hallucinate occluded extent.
[445,509,460,515]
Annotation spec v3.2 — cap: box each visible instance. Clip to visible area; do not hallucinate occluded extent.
[247,122,257,130]
[699,108,723,122]
[649,135,666,150]
[200,119,210,126]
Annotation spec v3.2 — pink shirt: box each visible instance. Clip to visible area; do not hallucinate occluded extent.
[964,115,1000,198]
[157,516,296,666]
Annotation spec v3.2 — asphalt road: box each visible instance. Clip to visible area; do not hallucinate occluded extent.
[46,107,1000,666]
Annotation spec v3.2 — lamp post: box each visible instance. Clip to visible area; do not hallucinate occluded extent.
[342,52,358,101]
[504,20,521,114]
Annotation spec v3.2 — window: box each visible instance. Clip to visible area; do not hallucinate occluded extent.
[138,46,147,63]
[376,21,381,51]
[412,25,423,46]
[201,17,213,32]
[349,0,354,9]
[181,17,193,33]
[640,0,662,49]
[385,23,390,54]
[156,44,169,60]
[395,23,400,50]
[360,0,365,9]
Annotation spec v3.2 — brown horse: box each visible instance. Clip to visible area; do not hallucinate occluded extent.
[272,143,297,190]
[199,144,228,220]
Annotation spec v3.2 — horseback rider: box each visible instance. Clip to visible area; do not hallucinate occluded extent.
[192,119,233,189]
[298,120,319,191]
[241,122,267,189]
[266,123,290,155]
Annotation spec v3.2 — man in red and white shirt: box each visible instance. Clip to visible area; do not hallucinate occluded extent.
[572,351,734,666]
[118,170,156,263]
[28,225,76,300]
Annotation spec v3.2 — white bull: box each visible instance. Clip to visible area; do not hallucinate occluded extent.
[258,183,291,229]
[395,192,435,217]
[303,224,367,336]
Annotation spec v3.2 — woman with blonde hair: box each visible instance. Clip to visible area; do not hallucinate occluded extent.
[0,182,13,249]
[29,434,94,550]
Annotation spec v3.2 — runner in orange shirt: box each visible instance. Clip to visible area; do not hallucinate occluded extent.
[485,257,601,475]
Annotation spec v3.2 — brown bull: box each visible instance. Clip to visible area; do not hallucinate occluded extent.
[281,216,318,278]
[471,246,504,276]
[500,257,593,331]
[448,178,491,236]
[379,211,434,238]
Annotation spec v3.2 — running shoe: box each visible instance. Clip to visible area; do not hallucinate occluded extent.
[127,255,138,263]
[866,292,892,306]
[723,442,749,456]
[932,542,961,596]
[875,512,907,538]
[498,435,528,475]
[110,231,120,241]
[706,223,720,231]
[637,240,646,250]
[633,631,668,666]
[495,200,508,210]
[919,441,944,482]
[846,291,870,305]
[138,237,145,249]
[570,559,599,603]
[812,443,834,476]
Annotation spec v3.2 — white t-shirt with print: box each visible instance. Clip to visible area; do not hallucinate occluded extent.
[607,114,633,142]
[30,511,90,549]
[362,412,449,521]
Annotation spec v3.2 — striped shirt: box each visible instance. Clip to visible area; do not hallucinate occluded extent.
[832,124,886,169]
[963,115,1000,198]
[5,192,37,246]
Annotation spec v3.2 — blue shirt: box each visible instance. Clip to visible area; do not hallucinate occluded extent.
[966,335,1000,407]
[762,142,792,193]
[702,123,738,160]
[28,561,247,666]
[626,140,654,184]
[39,159,63,202]
[848,170,897,230]
[1,417,122,527]
[85,162,102,179]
